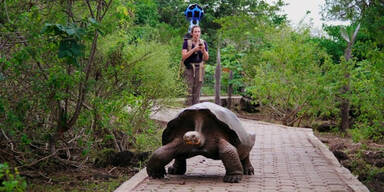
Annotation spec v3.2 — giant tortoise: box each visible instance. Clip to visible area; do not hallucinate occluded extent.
[147,102,255,183]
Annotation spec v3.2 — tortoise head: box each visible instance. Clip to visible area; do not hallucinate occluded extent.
[183,131,204,146]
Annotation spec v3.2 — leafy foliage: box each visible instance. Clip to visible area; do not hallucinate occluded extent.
[311,25,346,63]
[0,0,182,172]
[321,0,384,141]
[246,28,335,126]
[41,23,87,66]
[133,0,160,26]
[0,163,27,192]
[349,51,384,142]
[322,0,384,45]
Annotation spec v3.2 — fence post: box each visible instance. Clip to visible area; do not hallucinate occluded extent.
[227,70,233,108]
[215,46,221,105]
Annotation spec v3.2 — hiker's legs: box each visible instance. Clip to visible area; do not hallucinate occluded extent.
[183,68,194,106]
[192,65,204,105]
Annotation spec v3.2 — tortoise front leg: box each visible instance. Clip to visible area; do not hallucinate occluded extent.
[218,139,243,183]
[241,155,254,175]
[168,157,187,175]
[147,138,182,179]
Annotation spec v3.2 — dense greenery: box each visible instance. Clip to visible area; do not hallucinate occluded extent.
[0,0,383,190]
[213,1,384,142]
[0,0,183,188]
[0,163,26,192]
[320,0,384,140]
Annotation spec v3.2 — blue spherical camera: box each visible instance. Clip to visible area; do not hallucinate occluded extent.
[185,4,204,33]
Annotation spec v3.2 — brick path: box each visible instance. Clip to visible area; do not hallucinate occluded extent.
[115,107,369,192]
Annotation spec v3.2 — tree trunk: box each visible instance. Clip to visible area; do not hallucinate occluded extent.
[339,24,359,132]
[340,43,352,132]
[215,46,221,105]
[340,97,350,131]
[49,103,68,154]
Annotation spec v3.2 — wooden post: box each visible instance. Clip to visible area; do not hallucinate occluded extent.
[215,46,221,105]
[227,70,233,109]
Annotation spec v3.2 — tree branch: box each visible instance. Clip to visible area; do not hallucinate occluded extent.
[68,1,103,128]
[17,147,82,169]
[1,128,15,151]
[68,32,98,128]
[3,0,11,23]
[100,0,113,20]
[18,34,49,81]
[17,152,57,169]
[96,0,102,21]
[85,0,95,18]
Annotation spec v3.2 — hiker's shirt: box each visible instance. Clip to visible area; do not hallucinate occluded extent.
[182,39,208,65]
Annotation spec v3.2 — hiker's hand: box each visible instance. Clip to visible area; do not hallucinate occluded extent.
[193,44,204,52]
[199,43,206,53]
[193,46,202,53]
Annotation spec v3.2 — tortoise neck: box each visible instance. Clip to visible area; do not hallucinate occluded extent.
[198,135,205,147]
[194,113,204,133]
[194,113,205,147]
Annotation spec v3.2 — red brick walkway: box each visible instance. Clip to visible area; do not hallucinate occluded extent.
[115,108,368,192]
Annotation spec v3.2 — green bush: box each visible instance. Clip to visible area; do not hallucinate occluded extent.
[0,163,26,192]
[349,50,384,142]
[134,124,162,152]
[245,28,335,126]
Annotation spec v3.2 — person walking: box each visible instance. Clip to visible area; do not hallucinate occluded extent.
[182,26,209,105]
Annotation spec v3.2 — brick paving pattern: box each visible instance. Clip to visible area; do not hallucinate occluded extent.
[115,108,368,192]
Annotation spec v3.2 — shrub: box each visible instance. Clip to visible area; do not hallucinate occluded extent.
[0,163,26,192]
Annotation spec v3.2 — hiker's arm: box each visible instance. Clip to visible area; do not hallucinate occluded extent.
[202,43,209,61]
[182,47,199,61]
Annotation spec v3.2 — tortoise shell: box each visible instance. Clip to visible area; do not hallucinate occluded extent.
[162,102,254,149]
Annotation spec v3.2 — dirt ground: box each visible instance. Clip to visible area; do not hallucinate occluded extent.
[0,140,144,191]
[314,132,384,192]
[25,165,137,192]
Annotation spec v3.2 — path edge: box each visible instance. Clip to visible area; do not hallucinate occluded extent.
[114,168,148,192]
[113,112,170,192]
[307,132,370,192]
